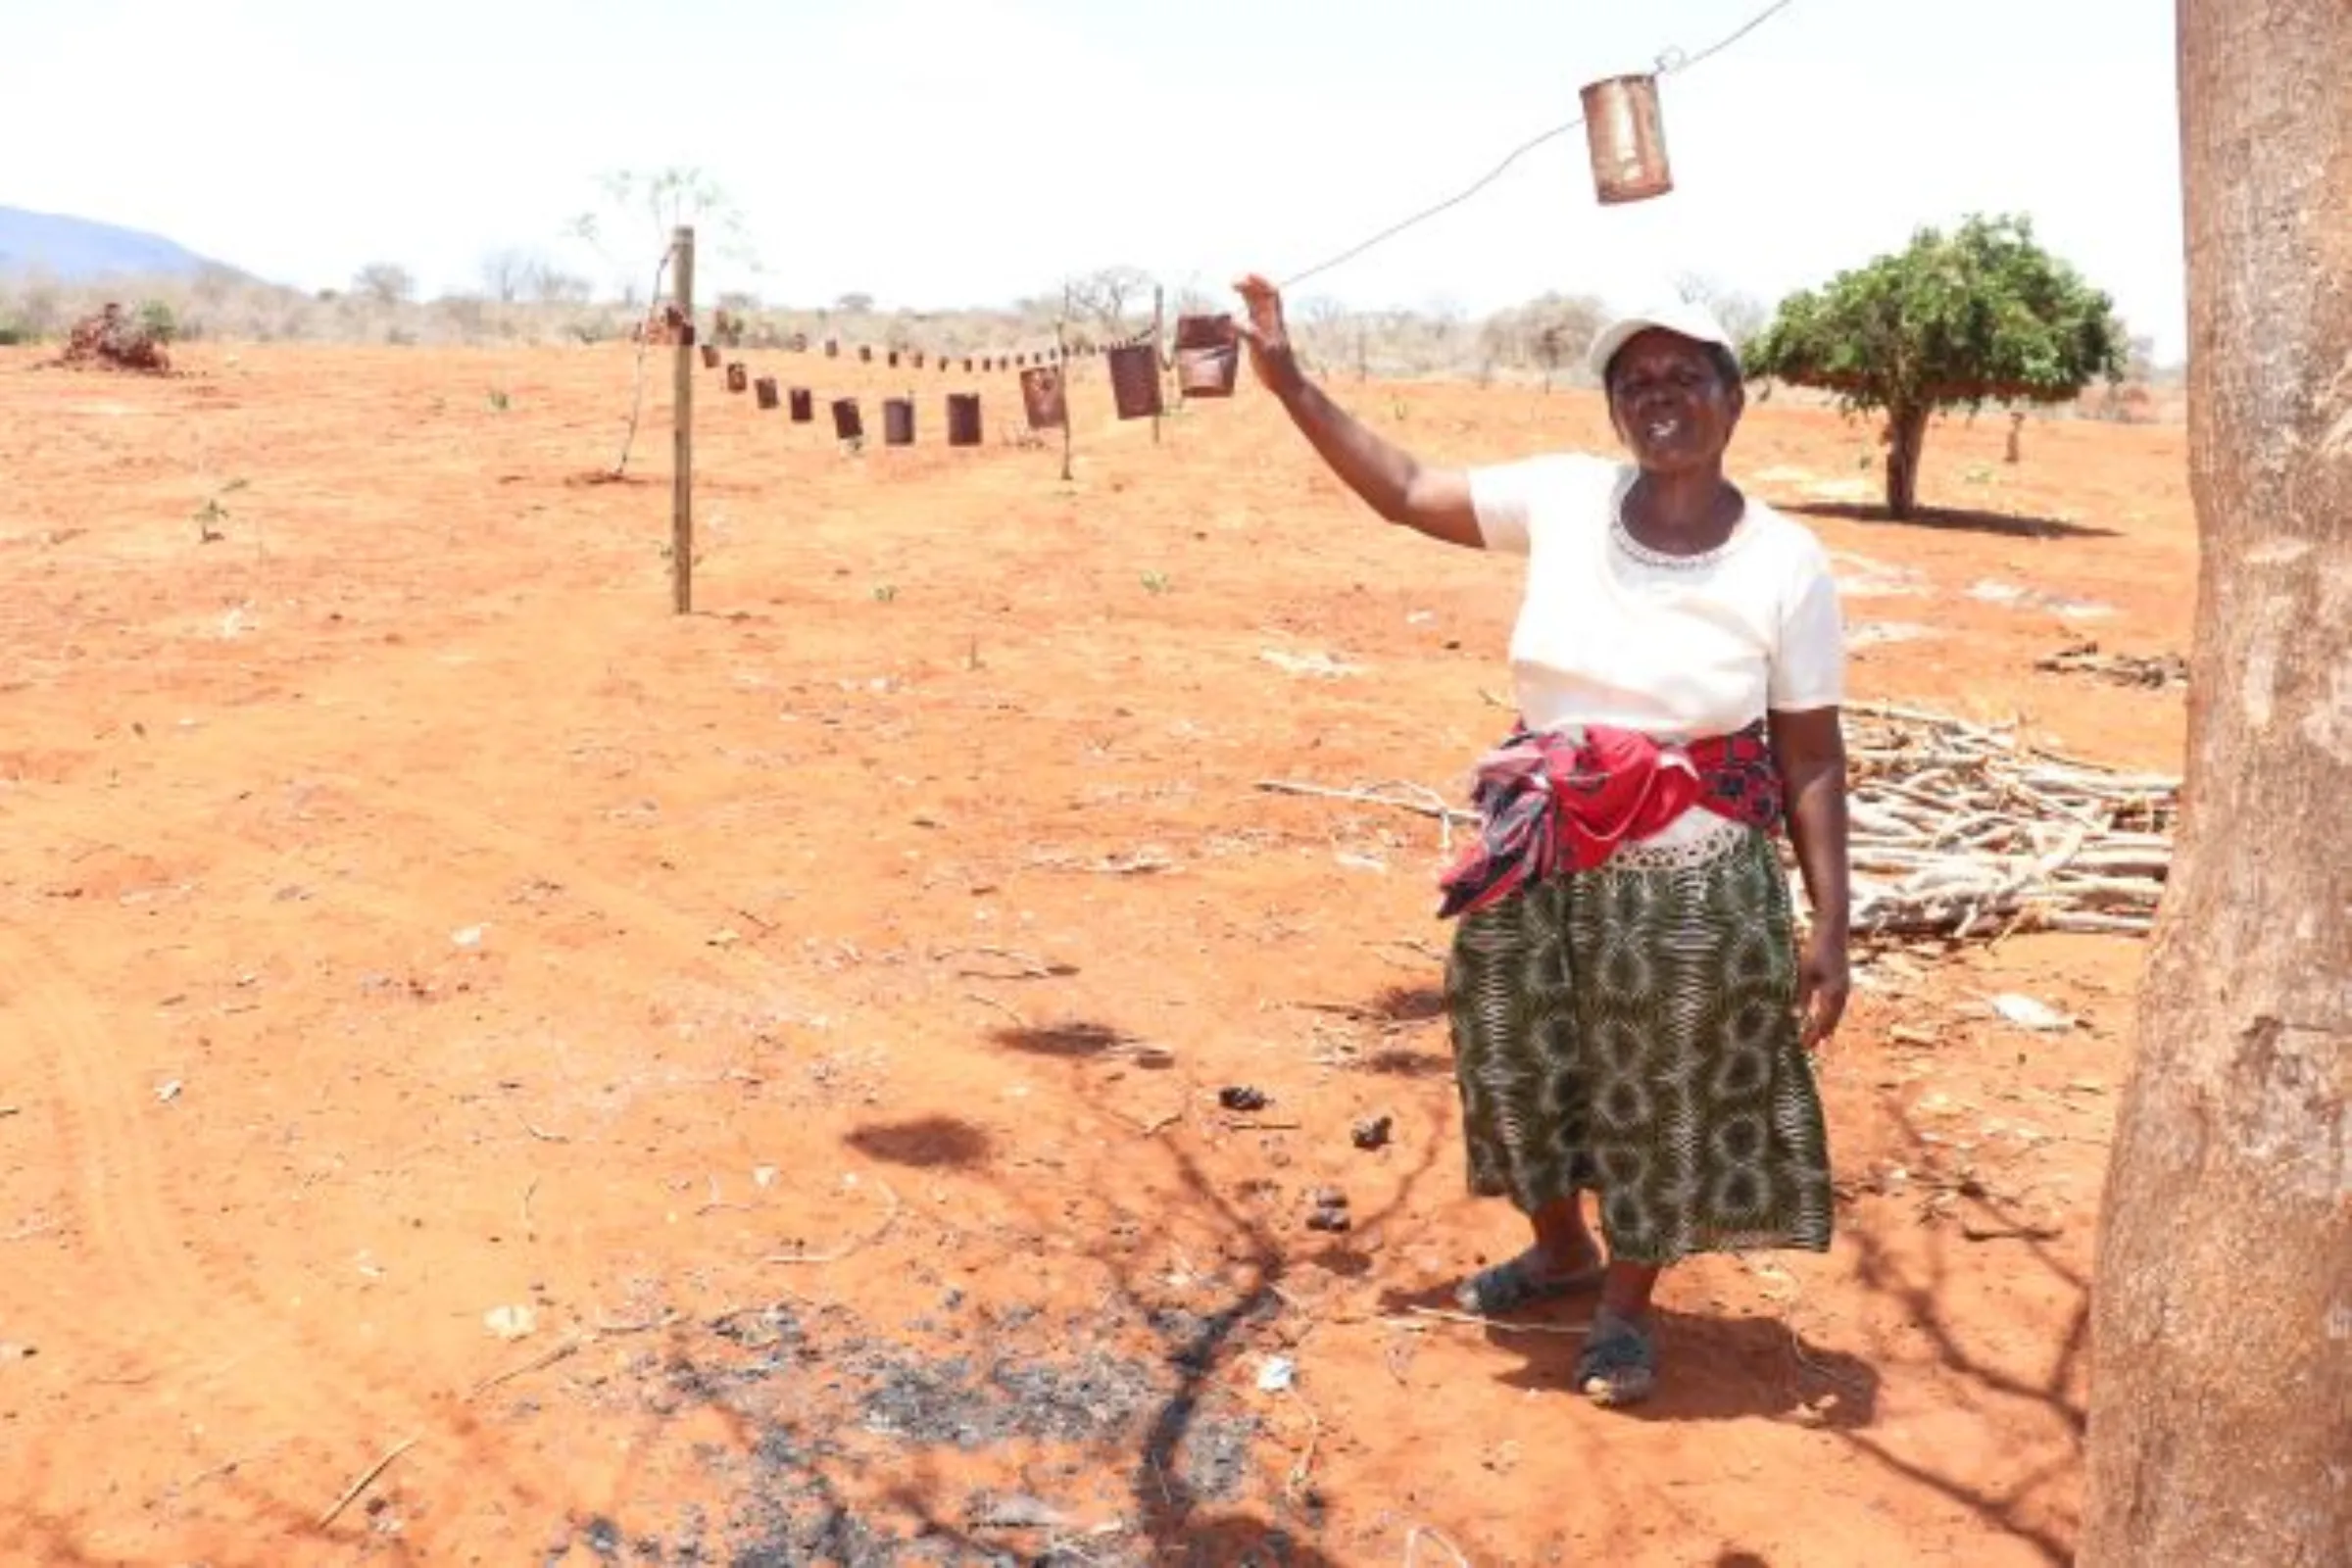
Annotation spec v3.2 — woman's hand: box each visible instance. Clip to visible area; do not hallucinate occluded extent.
[1768,706,1852,1052]
[1232,273,1305,398]
[1795,924,1849,1050]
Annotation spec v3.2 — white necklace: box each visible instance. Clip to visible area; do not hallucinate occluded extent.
[1612,481,1737,570]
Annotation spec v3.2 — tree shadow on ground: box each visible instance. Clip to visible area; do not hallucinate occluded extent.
[845,1114,995,1169]
[1781,499,2121,542]
[1815,1102,2091,1563]
[991,1018,1175,1070]
[1307,979,1455,1079]
[1364,1091,2091,1562]
[935,1003,1454,1562]
[1363,983,1446,1022]
[1353,1045,1452,1078]
[1371,1274,1881,1429]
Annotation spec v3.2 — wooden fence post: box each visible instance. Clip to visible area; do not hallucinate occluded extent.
[1056,314,1073,483]
[669,226,695,614]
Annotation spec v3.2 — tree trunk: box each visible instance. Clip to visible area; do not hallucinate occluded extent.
[2079,3,2352,1564]
[1883,402,1929,518]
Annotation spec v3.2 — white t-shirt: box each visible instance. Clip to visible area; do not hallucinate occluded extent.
[1469,450,1846,744]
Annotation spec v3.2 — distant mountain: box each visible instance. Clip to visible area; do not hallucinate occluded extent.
[0,205,238,280]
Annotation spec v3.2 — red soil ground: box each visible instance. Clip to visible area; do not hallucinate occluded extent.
[0,343,2196,1566]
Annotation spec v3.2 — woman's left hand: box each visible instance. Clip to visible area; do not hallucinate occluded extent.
[1795,926,1849,1050]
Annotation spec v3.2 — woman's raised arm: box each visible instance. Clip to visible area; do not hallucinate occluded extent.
[1234,274,1484,550]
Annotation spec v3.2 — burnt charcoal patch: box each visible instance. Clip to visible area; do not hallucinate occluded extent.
[564,1294,1279,1563]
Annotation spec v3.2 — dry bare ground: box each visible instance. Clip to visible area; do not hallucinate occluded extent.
[0,342,2195,1565]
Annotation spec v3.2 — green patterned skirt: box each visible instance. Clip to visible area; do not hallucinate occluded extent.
[1442,823,1834,1266]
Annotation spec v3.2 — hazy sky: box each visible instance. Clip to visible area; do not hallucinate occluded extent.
[6,0,2186,355]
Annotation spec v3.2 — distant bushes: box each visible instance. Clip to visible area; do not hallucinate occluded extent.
[0,266,2183,424]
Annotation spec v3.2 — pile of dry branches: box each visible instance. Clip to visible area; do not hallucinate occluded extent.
[57,303,172,373]
[1841,702,2176,941]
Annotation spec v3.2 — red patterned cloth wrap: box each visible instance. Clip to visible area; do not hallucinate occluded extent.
[1436,719,1783,919]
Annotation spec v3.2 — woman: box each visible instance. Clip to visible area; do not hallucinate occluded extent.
[1232,275,1852,1406]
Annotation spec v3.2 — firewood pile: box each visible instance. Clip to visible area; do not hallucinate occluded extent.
[57,304,172,374]
[1254,699,2179,947]
[1842,702,2177,941]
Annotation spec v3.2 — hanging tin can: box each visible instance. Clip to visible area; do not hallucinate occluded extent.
[1579,74,1673,204]
[1173,314,1240,398]
[883,397,915,446]
[755,376,779,410]
[725,363,749,394]
[701,344,721,369]
[946,393,983,447]
[831,397,863,441]
[824,338,840,358]
[1020,366,1066,430]
[1106,342,1161,420]
[789,387,813,422]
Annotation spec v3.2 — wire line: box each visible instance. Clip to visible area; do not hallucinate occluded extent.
[1276,0,1797,292]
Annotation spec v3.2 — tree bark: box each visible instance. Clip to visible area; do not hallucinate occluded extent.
[1884,401,1929,518]
[2080,3,2352,1564]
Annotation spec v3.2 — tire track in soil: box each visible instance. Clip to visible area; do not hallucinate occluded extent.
[9,729,973,1552]
[0,927,277,1386]
[0,926,500,1544]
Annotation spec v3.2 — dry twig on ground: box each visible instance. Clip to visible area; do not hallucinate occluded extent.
[1405,1524,1472,1567]
[318,1436,419,1529]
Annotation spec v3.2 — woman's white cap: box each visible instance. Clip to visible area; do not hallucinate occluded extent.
[1587,298,1742,380]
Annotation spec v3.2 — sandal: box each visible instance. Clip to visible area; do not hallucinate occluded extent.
[1453,1248,1605,1315]
[1573,1305,1657,1406]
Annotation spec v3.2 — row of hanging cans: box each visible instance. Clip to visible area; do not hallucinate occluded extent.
[701,315,1243,444]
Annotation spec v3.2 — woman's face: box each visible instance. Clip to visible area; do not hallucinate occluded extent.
[1607,329,1742,475]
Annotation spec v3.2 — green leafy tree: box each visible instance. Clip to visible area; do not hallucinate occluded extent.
[1745,214,2127,518]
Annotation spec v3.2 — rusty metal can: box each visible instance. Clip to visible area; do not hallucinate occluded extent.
[1580,74,1673,204]
[1020,366,1066,430]
[701,344,721,369]
[883,398,915,445]
[755,376,779,410]
[1106,343,1162,420]
[789,387,813,422]
[1174,314,1240,398]
[726,363,749,394]
[946,393,983,447]
[831,397,863,441]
